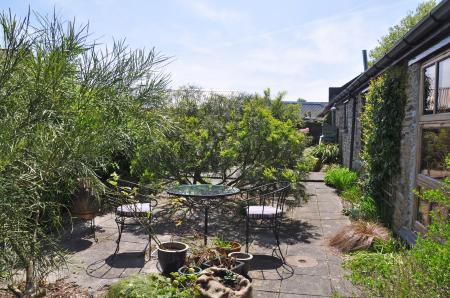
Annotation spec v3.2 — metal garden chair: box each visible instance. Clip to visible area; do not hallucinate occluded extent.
[243,182,290,260]
[106,178,158,256]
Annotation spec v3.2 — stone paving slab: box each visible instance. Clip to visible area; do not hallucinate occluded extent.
[58,179,359,297]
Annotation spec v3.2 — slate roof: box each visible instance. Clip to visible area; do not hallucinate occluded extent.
[300,102,327,119]
[283,101,327,120]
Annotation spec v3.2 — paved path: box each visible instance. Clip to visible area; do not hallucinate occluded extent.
[249,175,359,297]
[55,173,359,297]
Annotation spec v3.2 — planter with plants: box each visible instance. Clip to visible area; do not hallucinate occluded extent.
[188,244,218,269]
[107,272,199,298]
[203,256,245,275]
[157,241,190,275]
[213,237,241,256]
[196,267,252,298]
[178,265,202,276]
[228,252,253,276]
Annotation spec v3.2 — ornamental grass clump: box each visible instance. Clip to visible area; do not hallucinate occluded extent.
[329,221,391,253]
[341,185,379,221]
[324,166,358,192]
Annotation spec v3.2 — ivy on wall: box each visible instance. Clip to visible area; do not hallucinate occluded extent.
[360,65,407,224]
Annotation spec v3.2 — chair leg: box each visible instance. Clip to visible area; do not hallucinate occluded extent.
[114,218,124,255]
[147,218,152,257]
[273,219,286,263]
[245,215,250,253]
[91,218,98,242]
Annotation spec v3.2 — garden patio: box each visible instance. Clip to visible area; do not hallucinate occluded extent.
[1,2,449,297]
[50,174,359,297]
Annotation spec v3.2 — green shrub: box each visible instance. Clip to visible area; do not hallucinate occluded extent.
[107,273,199,298]
[341,185,362,205]
[321,163,340,172]
[324,166,358,192]
[343,196,379,221]
[345,161,450,297]
[345,218,450,298]
[311,143,340,165]
[299,147,319,172]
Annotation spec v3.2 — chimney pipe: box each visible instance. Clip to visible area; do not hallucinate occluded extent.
[362,50,368,71]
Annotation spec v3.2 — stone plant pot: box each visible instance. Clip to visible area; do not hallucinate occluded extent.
[71,184,98,220]
[228,252,253,276]
[215,241,241,256]
[196,267,252,298]
[157,242,189,275]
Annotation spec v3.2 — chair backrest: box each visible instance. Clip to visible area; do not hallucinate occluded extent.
[105,178,157,208]
[245,181,290,215]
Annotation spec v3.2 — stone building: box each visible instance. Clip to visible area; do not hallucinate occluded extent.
[320,1,450,240]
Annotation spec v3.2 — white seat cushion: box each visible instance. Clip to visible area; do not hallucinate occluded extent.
[247,205,282,219]
[116,203,151,217]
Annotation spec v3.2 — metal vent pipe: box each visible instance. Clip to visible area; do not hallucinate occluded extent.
[362,50,369,71]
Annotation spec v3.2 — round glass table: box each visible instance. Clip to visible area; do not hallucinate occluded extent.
[167,184,240,245]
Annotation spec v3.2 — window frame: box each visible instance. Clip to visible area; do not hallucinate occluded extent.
[414,49,450,233]
[418,49,450,124]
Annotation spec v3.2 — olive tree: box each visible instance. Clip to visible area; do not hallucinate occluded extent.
[0,10,169,297]
[132,87,308,188]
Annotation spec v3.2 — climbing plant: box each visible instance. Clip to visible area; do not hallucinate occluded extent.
[360,65,407,223]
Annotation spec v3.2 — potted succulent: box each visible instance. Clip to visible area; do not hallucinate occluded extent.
[228,252,253,276]
[157,241,189,275]
[213,237,241,256]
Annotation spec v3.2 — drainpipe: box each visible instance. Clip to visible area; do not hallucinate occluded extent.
[330,105,336,126]
[349,97,358,170]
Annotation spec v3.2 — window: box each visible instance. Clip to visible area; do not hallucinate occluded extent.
[438,58,450,113]
[422,55,450,115]
[419,127,450,180]
[415,186,449,229]
[415,50,450,232]
[423,64,435,114]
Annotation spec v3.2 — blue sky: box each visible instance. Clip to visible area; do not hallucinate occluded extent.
[3,0,426,101]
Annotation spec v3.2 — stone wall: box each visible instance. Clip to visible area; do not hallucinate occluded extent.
[335,99,352,167]
[391,63,420,230]
[332,64,420,231]
[334,96,363,170]
[352,95,364,171]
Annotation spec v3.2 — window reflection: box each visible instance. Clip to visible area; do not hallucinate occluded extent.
[417,198,449,226]
[423,65,436,115]
[420,127,450,180]
[438,58,450,113]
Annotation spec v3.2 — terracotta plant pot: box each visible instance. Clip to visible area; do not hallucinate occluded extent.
[215,241,241,256]
[157,242,189,275]
[228,252,253,276]
[71,185,98,220]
